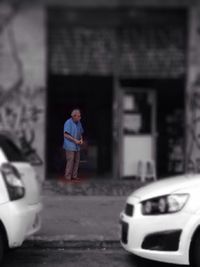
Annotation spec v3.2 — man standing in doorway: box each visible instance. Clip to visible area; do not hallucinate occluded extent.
[63,109,84,180]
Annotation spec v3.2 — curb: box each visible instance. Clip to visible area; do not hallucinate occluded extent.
[43,180,144,197]
[24,240,121,250]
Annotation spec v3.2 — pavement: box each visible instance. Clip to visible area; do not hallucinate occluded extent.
[27,177,144,247]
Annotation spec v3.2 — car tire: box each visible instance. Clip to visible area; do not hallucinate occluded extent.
[0,230,5,263]
[191,233,200,267]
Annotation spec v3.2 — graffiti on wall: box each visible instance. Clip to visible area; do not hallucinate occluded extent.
[0,87,45,165]
[0,5,45,166]
[186,75,200,173]
[186,4,200,174]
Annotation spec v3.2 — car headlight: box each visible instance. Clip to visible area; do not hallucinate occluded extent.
[1,163,25,201]
[141,194,189,215]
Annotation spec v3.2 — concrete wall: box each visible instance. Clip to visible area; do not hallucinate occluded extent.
[0,4,46,181]
[186,2,200,173]
[0,0,198,180]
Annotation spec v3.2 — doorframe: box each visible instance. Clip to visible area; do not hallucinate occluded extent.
[117,87,157,178]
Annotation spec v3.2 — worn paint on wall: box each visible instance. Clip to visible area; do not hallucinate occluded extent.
[0,5,46,180]
[186,5,200,174]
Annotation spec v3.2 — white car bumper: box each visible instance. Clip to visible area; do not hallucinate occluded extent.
[120,208,192,265]
[1,200,42,248]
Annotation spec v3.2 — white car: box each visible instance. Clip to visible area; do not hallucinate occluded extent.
[0,133,42,262]
[120,175,200,266]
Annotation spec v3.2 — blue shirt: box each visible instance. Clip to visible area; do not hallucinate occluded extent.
[63,118,84,151]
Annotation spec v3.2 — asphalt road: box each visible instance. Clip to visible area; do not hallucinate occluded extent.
[2,247,186,267]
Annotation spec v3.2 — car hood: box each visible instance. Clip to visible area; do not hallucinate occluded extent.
[128,174,200,202]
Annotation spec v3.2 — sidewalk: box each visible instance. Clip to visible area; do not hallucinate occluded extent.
[28,178,143,246]
[42,177,143,196]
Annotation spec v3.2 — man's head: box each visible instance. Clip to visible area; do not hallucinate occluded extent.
[71,109,81,122]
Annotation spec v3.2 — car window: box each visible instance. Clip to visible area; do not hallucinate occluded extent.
[0,136,28,162]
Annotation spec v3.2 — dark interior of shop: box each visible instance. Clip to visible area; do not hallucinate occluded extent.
[46,75,113,179]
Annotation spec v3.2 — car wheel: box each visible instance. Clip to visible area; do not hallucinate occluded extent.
[0,230,5,263]
[191,233,200,267]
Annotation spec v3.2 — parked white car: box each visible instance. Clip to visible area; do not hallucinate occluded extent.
[120,175,200,266]
[0,133,42,262]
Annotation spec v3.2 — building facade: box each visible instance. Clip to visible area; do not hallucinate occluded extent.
[0,0,199,180]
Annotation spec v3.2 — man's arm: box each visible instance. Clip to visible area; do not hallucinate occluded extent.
[80,123,84,145]
[80,135,83,145]
[64,132,81,145]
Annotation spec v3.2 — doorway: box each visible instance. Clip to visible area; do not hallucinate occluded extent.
[46,75,113,179]
[120,88,156,178]
[119,79,185,178]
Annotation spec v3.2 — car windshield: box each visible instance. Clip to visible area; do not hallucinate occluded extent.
[0,135,28,162]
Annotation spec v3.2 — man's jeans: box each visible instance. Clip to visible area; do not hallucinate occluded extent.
[65,151,80,180]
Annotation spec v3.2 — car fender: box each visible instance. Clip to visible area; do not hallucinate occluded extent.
[0,204,11,247]
[0,200,27,248]
[179,212,200,263]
